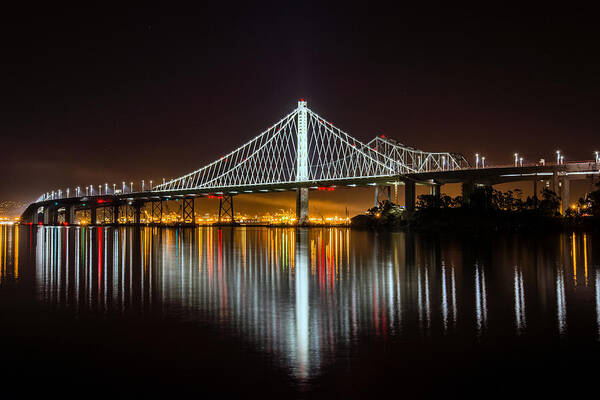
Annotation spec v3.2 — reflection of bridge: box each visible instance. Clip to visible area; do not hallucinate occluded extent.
[21,100,600,225]
[22,226,600,380]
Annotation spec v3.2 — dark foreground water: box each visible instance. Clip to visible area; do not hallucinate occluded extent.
[1,225,599,397]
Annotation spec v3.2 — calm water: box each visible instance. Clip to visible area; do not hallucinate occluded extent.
[1,225,600,396]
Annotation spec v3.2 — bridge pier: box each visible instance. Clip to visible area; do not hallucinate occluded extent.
[462,182,474,206]
[113,205,119,225]
[64,205,75,225]
[43,207,50,225]
[43,206,58,225]
[374,185,392,207]
[404,181,415,212]
[134,202,142,224]
[296,188,309,224]
[151,200,163,224]
[218,195,236,224]
[90,207,97,225]
[182,198,195,224]
[430,184,441,207]
[560,177,570,215]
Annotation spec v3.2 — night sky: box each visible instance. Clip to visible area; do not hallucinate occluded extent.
[1,5,598,213]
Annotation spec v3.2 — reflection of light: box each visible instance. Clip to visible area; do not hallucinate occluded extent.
[441,262,448,332]
[450,265,457,330]
[475,263,487,336]
[596,271,600,340]
[557,268,567,336]
[14,225,19,278]
[572,234,577,286]
[584,234,588,286]
[417,266,431,332]
[514,266,526,334]
[295,230,310,380]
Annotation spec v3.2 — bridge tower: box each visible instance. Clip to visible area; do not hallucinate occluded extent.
[296,99,309,224]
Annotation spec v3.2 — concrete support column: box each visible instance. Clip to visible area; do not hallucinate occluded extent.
[404,181,415,212]
[296,187,309,224]
[134,202,142,225]
[65,206,75,224]
[90,208,97,225]
[430,184,441,206]
[462,182,474,206]
[43,207,51,225]
[374,185,392,207]
[373,185,379,207]
[51,208,58,225]
[560,178,570,215]
[552,171,559,193]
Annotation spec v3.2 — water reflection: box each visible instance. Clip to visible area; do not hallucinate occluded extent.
[14,226,599,381]
[0,224,19,283]
[514,265,526,334]
[474,263,487,336]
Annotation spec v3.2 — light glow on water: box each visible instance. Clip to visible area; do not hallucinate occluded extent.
[1,226,597,383]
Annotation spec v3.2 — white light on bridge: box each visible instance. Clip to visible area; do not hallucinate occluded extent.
[514,153,519,167]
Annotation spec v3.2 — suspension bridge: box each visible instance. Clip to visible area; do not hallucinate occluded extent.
[21,100,600,225]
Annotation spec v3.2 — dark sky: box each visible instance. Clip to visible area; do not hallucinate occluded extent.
[1,4,599,207]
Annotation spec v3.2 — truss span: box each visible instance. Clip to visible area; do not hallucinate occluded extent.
[367,136,470,173]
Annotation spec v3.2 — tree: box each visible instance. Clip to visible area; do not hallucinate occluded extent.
[417,194,436,210]
[582,181,600,217]
[538,188,561,216]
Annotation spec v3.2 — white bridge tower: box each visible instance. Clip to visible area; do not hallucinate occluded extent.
[296,99,309,224]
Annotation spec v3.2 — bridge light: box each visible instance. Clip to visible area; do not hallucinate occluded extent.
[475,153,479,169]
[514,153,519,167]
[556,150,561,165]
[561,155,564,164]
[519,157,523,167]
[482,157,486,168]
[595,151,599,163]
